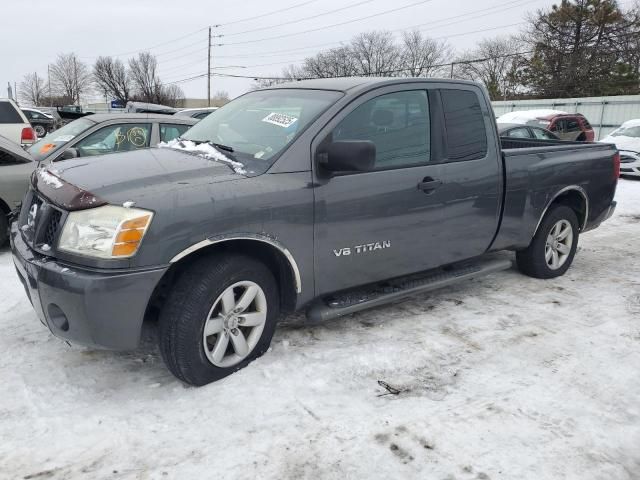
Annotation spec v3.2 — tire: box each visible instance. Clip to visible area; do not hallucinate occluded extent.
[0,213,8,246]
[516,205,579,279]
[158,254,279,386]
[33,124,46,138]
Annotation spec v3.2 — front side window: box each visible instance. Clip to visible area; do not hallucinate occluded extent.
[73,123,151,157]
[332,90,430,169]
[160,123,191,142]
[441,89,487,162]
[506,127,531,138]
[181,89,342,163]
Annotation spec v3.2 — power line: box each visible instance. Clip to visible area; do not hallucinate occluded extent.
[220,0,436,46]
[223,0,376,37]
[214,0,533,58]
[221,0,321,26]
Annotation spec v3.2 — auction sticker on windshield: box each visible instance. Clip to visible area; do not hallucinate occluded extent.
[262,112,298,128]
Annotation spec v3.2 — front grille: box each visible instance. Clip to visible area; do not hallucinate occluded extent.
[45,210,62,246]
[18,189,66,253]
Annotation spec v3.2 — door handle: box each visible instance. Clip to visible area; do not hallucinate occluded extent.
[417,178,442,193]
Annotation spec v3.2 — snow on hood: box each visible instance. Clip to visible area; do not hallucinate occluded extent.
[37,167,63,189]
[159,139,246,175]
[497,109,569,125]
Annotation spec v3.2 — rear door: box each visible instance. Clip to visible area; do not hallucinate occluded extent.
[434,87,503,264]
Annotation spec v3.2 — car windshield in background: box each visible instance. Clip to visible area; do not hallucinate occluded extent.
[181,89,343,162]
[27,117,95,161]
[611,125,640,138]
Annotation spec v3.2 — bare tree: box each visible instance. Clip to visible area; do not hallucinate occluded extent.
[351,31,400,76]
[252,65,306,89]
[128,52,162,103]
[454,36,525,100]
[50,53,92,104]
[19,72,46,106]
[93,56,131,105]
[400,30,453,77]
[304,45,359,78]
[158,84,185,107]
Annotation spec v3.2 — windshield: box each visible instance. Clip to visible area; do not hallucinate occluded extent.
[611,125,640,138]
[181,89,342,162]
[27,117,96,161]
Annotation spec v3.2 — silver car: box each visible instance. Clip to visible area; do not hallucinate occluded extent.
[0,113,197,244]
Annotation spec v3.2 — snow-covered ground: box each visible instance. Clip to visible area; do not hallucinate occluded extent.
[1,180,639,480]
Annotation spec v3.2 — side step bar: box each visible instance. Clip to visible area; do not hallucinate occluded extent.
[306,256,513,323]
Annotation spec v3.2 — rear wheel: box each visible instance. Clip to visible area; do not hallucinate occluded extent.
[159,254,279,386]
[33,124,46,137]
[516,205,579,279]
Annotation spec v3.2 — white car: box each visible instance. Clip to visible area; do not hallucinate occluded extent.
[0,98,37,147]
[601,119,640,178]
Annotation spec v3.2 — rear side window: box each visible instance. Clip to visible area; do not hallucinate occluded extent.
[532,128,556,140]
[160,123,191,142]
[441,90,487,162]
[567,119,580,132]
[332,90,430,169]
[0,102,23,124]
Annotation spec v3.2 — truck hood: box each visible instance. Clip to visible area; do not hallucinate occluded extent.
[48,147,249,205]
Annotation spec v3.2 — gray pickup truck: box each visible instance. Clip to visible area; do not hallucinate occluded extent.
[9,78,619,386]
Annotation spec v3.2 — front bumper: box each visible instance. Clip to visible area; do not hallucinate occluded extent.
[10,223,168,350]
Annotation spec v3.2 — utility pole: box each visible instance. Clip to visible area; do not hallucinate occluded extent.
[48,64,52,106]
[73,55,79,105]
[207,26,212,107]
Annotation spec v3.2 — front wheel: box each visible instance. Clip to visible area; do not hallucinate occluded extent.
[159,254,279,386]
[516,205,579,279]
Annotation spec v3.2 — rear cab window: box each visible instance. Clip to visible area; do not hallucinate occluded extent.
[440,89,488,162]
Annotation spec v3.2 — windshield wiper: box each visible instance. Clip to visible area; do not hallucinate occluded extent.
[187,139,234,152]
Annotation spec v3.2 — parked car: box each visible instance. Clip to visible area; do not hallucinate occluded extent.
[497,110,595,141]
[0,113,197,245]
[8,78,619,386]
[175,107,219,120]
[21,108,57,137]
[601,119,640,178]
[0,98,37,147]
[498,122,560,140]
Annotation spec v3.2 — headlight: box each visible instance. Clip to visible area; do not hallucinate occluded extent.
[58,205,153,259]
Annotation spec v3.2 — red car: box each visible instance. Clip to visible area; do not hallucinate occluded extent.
[537,113,595,142]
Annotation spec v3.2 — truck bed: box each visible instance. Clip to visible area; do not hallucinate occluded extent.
[491,137,618,252]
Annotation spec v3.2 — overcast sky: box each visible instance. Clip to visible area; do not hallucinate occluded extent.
[3,0,557,104]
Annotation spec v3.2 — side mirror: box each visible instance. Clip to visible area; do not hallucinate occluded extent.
[321,140,376,173]
[59,147,78,160]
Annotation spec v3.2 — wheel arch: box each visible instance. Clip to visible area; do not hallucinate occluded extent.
[534,186,588,237]
[145,236,301,324]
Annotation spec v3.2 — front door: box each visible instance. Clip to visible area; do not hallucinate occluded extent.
[312,85,502,296]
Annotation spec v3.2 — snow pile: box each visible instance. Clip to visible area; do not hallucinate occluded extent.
[37,168,63,189]
[497,109,569,125]
[159,139,246,175]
